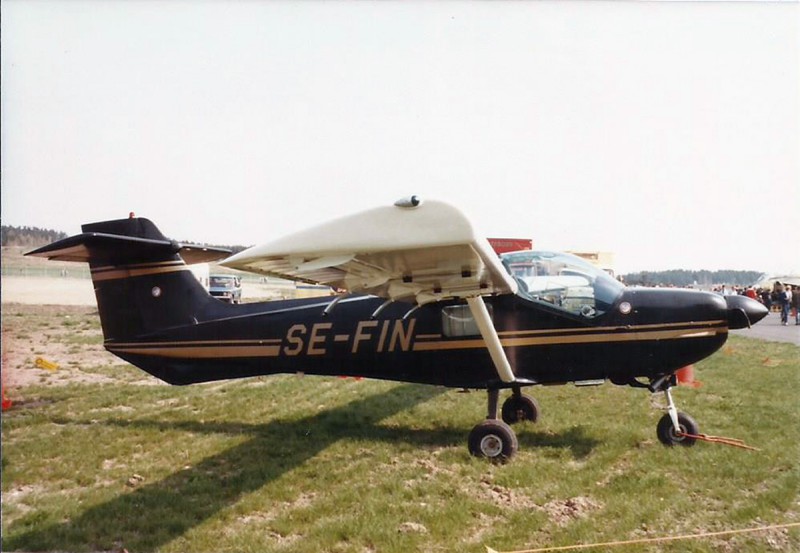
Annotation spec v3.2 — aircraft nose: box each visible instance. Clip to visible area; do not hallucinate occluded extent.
[725,295,769,329]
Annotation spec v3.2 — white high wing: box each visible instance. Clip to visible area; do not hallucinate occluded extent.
[222,197,519,383]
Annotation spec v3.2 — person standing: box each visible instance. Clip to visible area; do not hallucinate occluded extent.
[778,283,790,325]
[760,288,772,311]
[791,285,800,325]
[774,282,786,322]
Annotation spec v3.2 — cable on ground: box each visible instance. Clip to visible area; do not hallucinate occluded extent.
[485,521,800,553]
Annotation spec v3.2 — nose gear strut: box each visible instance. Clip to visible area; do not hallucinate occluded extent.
[650,374,699,447]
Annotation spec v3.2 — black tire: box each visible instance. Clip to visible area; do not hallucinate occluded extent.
[501,394,540,425]
[468,420,518,461]
[656,412,699,447]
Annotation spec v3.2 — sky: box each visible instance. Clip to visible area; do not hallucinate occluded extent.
[2,1,798,275]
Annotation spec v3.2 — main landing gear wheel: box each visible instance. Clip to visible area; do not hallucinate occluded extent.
[468,419,518,462]
[657,412,699,447]
[501,393,539,425]
[467,389,520,461]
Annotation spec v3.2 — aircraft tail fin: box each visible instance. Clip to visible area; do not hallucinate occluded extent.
[27,217,231,342]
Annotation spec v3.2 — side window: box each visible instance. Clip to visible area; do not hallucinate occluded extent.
[442,303,493,337]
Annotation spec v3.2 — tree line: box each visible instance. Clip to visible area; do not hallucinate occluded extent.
[1,225,68,248]
[2,224,249,254]
[622,269,762,287]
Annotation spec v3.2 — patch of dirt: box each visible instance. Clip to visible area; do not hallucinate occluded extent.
[412,457,456,479]
[398,521,428,534]
[2,303,151,391]
[401,456,460,489]
[1,484,41,524]
[763,527,792,551]
[237,512,277,525]
[235,492,318,528]
[469,476,602,528]
[265,530,300,546]
[289,492,317,510]
[542,496,602,527]
[476,477,539,510]
[126,474,146,488]
[463,513,504,545]
[748,519,796,552]
[2,483,44,503]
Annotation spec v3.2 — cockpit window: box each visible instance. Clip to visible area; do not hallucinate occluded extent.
[500,251,624,319]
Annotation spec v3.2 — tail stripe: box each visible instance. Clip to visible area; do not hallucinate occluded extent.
[91,260,185,273]
[91,263,190,282]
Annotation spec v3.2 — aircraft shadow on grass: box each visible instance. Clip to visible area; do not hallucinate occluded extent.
[4,385,598,552]
[517,427,600,460]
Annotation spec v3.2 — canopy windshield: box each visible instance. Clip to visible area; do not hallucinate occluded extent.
[500,251,624,319]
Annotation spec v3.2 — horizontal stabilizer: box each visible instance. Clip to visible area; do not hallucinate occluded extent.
[26,218,230,265]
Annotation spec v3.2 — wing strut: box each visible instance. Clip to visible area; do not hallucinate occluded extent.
[466,296,516,384]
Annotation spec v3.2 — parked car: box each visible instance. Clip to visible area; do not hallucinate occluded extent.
[209,274,242,304]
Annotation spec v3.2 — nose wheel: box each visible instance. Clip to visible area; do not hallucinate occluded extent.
[654,380,699,447]
[657,411,699,446]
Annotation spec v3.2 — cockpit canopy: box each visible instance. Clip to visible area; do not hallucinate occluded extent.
[500,251,624,319]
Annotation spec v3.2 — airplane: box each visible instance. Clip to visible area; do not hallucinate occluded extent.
[27,197,769,461]
[751,273,800,290]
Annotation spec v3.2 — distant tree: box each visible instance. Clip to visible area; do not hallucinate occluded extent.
[1,226,68,247]
[622,269,762,287]
[0,225,250,254]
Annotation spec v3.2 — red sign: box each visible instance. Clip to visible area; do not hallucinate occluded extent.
[487,238,533,255]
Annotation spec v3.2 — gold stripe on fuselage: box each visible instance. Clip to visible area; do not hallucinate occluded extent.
[109,339,282,347]
[105,322,727,359]
[91,261,190,282]
[412,324,726,352]
[108,344,281,359]
[494,320,727,337]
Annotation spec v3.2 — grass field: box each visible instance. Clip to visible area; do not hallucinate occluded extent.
[2,305,799,552]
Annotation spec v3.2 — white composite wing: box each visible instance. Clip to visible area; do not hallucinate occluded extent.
[221,198,518,305]
[223,197,519,384]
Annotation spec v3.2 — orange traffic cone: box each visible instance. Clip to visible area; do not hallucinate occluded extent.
[2,385,12,411]
[676,365,701,388]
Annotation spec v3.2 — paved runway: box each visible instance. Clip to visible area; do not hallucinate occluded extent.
[731,311,800,346]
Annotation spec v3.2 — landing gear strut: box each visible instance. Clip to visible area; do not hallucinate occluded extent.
[468,387,539,461]
[652,376,698,447]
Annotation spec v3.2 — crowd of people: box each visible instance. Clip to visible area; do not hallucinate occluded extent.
[712,281,799,326]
